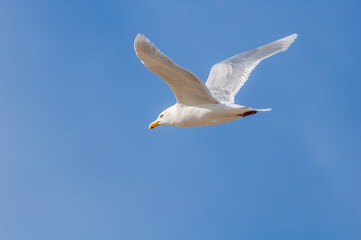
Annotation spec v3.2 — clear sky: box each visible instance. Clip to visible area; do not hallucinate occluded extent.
[1,0,360,239]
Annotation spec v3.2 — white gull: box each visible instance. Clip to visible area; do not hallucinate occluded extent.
[134,33,297,129]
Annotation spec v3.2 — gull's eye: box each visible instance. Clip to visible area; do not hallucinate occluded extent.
[159,114,164,119]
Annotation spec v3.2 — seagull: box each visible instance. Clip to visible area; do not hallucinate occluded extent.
[134,33,297,129]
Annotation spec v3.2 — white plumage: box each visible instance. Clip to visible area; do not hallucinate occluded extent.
[134,33,297,129]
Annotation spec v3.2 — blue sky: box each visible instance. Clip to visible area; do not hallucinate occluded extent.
[1,0,360,239]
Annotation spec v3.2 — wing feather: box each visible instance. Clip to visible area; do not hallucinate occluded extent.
[205,34,298,105]
[134,34,217,105]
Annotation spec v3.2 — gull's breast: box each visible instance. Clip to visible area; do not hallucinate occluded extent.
[174,104,239,127]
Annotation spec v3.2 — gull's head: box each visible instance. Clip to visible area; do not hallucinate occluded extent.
[149,108,173,129]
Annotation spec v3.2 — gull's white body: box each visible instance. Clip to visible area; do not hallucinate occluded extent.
[160,103,269,127]
[134,33,297,128]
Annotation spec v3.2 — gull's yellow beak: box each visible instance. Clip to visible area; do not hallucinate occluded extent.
[149,120,160,129]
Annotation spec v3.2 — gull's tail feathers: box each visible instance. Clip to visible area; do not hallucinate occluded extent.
[256,108,272,112]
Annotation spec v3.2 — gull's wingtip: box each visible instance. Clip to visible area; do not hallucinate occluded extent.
[283,33,299,43]
[280,33,298,42]
[289,33,298,40]
[134,33,151,54]
[134,33,159,59]
[135,33,147,43]
[135,33,152,43]
[271,33,298,52]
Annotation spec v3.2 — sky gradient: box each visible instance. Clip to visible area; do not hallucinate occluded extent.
[1,0,360,239]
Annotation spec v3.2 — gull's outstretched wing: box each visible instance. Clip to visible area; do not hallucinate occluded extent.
[205,34,298,105]
[134,34,218,105]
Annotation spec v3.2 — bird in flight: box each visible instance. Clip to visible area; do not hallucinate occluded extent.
[134,33,297,129]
